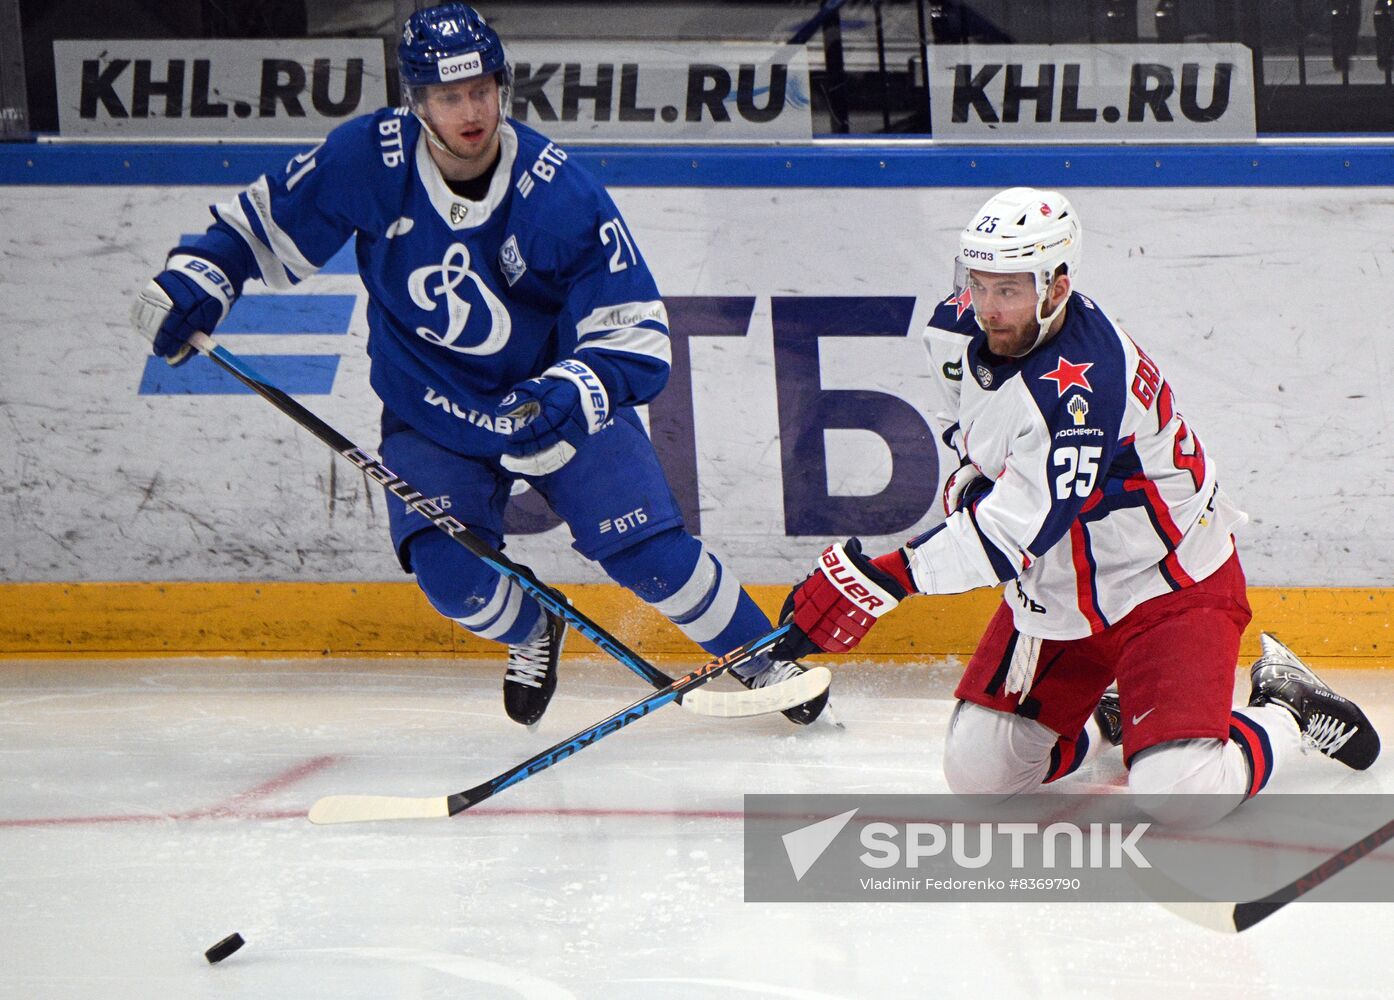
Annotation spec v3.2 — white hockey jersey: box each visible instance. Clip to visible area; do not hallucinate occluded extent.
[906,287,1247,640]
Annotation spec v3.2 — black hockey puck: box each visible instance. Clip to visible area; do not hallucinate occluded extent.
[204,932,245,964]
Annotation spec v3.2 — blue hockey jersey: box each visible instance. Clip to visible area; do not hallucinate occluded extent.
[182,109,671,457]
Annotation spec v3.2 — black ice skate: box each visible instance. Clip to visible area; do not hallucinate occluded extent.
[737,657,830,726]
[1248,632,1380,770]
[504,609,567,726]
[1094,689,1123,747]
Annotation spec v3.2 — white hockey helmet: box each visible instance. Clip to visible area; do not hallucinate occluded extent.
[956,187,1082,354]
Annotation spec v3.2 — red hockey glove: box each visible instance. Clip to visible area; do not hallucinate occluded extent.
[771,538,913,659]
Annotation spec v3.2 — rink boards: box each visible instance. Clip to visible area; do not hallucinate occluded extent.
[2,580,1392,666]
[2,143,1392,661]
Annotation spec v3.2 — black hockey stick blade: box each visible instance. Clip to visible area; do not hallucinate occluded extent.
[1154,815,1394,933]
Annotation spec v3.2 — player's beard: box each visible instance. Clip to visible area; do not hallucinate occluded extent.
[985,319,1038,358]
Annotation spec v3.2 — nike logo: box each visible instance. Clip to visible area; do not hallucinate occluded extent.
[1132,708,1156,725]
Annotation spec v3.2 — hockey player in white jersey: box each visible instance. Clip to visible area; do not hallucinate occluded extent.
[772,187,1377,823]
[130,3,827,728]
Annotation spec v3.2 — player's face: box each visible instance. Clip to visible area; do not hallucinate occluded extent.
[419,75,501,167]
[967,269,1065,357]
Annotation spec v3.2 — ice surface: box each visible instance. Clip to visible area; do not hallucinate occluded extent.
[2,657,1393,998]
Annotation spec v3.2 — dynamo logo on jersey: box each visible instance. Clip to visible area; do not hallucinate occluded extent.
[498,235,528,286]
[408,242,513,355]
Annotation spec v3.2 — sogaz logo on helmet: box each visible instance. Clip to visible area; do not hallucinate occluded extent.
[439,51,484,81]
[962,248,995,262]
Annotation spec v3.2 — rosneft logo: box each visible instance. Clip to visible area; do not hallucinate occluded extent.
[1034,236,1071,254]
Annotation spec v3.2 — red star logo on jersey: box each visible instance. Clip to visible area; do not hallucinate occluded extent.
[1040,357,1094,396]
[948,286,973,319]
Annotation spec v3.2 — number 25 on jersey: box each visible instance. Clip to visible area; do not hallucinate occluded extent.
[1054,445,1102,499]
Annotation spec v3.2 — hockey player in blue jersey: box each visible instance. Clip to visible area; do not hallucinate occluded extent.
[130,2,827,728]
[772,187,1377,825]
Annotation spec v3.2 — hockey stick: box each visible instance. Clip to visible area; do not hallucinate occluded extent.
[187,332,826,718]
[1156,815,1394,933]
[308,624,789,823]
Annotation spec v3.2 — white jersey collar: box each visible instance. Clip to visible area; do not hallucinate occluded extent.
[415,120,518,231]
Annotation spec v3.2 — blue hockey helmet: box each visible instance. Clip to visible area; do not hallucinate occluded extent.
[398,3,511,91]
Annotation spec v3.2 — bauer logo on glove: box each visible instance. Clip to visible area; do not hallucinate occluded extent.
[772,538,915,660]
[820,545,894,615]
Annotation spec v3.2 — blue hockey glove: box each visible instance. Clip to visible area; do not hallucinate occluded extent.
[130,254,238,366]
[495,360,610,475]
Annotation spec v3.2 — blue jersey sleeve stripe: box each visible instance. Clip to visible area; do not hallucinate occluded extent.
[183,233,358,276]
[212,195,297,289]
[575,326,673,366]
[223,177,322,286]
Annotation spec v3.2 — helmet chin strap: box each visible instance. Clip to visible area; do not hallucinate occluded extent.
[412,110,468,162]
[1014,290,1068,357]
[410,86,509,165]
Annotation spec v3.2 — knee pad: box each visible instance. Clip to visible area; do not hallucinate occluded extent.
[408,530,537,642]
[942,701,1059,797]
[1128,739,1245,828]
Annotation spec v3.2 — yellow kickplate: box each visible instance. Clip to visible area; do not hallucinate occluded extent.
[0,582,1389,666]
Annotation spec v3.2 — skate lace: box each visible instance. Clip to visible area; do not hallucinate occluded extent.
[506,637,551,688]
[748,659,801,690]
[1304,713,1357,755]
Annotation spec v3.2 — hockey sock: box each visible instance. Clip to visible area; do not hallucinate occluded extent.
[603,530,771,658]
[1043,712,1121,783]
[1229,704,1299,797]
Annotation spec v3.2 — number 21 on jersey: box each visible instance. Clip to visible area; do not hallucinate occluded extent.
[599,217,639,273]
